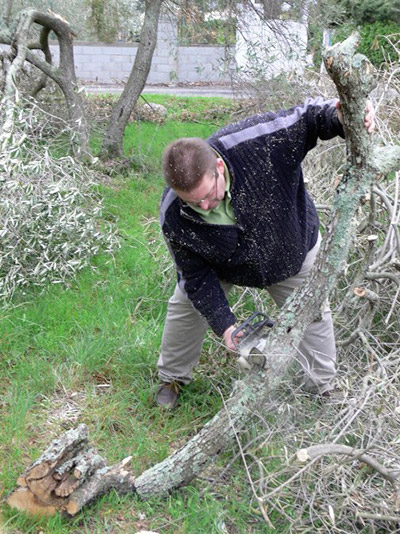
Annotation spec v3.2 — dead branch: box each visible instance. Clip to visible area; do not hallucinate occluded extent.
[354,286,380,302]
[356,511,400,522]
[246,41,400,531]
[296,443,399,484]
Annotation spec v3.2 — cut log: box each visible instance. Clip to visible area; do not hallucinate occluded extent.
[73,448,107,480]
[55,448,107,497]
[65,456,135,516]
[354,286,379,302]
[6,424,114,516]
[53,457,76,480]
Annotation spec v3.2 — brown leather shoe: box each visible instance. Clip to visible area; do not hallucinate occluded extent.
[156,381,182,409]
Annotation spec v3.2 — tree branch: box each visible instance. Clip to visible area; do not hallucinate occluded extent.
[296,443,399,484]
[30,26,52,97]
[1,8,89,157]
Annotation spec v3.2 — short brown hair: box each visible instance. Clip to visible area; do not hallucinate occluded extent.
[162,137,217,192]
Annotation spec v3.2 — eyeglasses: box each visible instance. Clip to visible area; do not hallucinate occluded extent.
[187,170,219,207]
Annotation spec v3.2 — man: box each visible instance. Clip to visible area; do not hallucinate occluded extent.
[157,97,375,409]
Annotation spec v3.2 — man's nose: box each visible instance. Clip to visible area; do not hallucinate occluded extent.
[199,199,211,210]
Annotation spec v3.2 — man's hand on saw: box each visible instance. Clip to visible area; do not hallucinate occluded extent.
[223,325,243,351]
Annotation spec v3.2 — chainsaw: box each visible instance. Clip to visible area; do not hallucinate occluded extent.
[231,311,274,370]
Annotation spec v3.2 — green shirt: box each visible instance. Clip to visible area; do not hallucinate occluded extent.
[189,160,237,225]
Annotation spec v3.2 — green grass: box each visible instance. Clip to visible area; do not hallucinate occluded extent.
[123,120,217,162]
[0,94,278,533]
[89,93,238,161]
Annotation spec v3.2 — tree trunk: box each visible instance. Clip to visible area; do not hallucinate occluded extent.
[6,33,400,517]
[29,27,52,98]
[100,0,164,159]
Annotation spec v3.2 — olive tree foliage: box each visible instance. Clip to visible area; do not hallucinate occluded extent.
[173,0,236,45]
[0,7,120,300]
[0,100,119,301]
[173,0,310,46]
[0,0,167,297]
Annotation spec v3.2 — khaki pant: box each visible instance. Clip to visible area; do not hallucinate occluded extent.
[158,235,336,394]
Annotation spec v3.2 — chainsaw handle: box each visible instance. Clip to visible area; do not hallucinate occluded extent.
[231,311,274,349]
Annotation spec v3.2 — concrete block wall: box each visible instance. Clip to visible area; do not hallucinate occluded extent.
[65,43,138,84]
[178,46,232,83]
[0,15,234,85]
[60,42,232,85]
[147,16,178,83]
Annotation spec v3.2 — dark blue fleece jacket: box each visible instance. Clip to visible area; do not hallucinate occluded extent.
[160,97,344,337]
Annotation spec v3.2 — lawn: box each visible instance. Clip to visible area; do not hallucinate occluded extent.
[0,95,277,533]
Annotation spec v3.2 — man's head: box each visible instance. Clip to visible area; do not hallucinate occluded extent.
[162,137,226,211]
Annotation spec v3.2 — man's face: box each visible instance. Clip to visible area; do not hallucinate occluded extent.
[177,158,226,211]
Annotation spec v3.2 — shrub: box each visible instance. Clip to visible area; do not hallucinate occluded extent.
[0,100,119,301]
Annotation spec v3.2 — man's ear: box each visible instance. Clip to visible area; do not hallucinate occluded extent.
[216,158,225,174]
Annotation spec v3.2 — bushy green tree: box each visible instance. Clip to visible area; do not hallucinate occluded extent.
[85,0,120,42]
[308,0,400,67]
[339,0,400,24]
[1,0,143,41]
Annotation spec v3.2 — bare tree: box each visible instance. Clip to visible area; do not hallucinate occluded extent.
[6,33,400,517]
[0,8,89,157]
[100,0,165,159]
